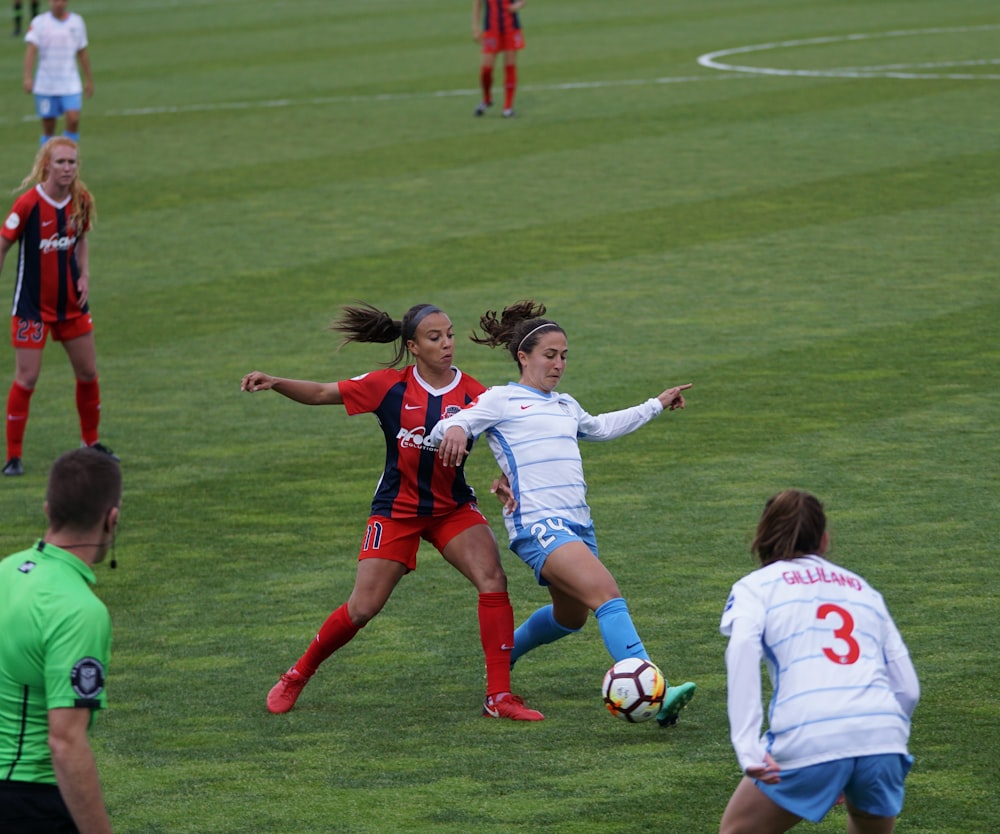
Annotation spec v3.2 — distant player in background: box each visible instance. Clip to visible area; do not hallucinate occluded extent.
[23,0,93,145]
[242,302,544,721]
[472,0,524,118]
[718,490,920,834]
[0,138,116,477]
[12,0,39,37]
[430,300,697,726]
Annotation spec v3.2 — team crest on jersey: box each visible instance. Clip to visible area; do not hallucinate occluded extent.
[558,400,571,414]
[4,212,19,231]
[442,405,462,418]
[18,560,37,574]
[71,657,105,699]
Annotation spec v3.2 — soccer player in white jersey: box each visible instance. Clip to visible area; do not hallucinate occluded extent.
[430,300,697,726]
[718,490,920,834]
[23,0,93,146]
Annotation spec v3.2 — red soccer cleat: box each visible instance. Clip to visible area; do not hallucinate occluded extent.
[266,667,311,714]
[482,692,544,721]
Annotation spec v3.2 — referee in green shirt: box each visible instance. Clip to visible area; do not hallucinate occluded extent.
[0,447,121,833]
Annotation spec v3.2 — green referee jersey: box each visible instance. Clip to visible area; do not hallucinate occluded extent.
[0,540,111,784]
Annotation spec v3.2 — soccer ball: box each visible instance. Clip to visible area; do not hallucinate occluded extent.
[601,658,666,723]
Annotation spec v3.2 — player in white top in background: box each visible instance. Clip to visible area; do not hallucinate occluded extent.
[430,300,697,726]
[23,0,93,146]
[719,489,920,834]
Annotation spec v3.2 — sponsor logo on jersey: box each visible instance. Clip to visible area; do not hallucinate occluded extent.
[38,232,77,254]
[396,425,437,451]
[18,560,37,574]
[4,212,19,231]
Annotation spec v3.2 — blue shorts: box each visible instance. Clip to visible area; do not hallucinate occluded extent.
[35,93,83,119]
[510,518,598,584]
[757,754,913,823]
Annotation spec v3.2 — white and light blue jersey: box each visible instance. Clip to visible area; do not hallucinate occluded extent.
[26,12,88,96]
[428,382,663,541]
[720,554,918,771]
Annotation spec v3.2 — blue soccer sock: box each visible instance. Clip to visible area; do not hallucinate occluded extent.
[595,597,649,662]
[510,604,580,665]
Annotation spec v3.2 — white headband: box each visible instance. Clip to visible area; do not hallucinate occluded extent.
[517,322,559,352]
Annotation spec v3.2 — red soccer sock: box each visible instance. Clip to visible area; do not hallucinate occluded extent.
[75,378,101,447]
[6,382,33,459]
[504,65,517,110]
[479,592,515,697]
[296,603,363,678]
[480,66,494,104]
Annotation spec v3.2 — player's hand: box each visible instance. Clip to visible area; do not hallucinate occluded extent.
[658,382,692,411]
[23,78,33,94]
[436,425,471,467]
[491,474,517,514]
[241,371,275,392]
[75,273,89,307]
[745,753,781,784]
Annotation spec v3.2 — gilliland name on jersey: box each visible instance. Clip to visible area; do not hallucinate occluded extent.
[781,566,863,591]
[39,232,77,254]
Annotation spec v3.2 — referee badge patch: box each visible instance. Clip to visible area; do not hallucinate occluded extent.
[71,657,105,698]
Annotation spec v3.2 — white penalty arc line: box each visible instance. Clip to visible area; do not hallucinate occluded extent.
[698,24,1000,80]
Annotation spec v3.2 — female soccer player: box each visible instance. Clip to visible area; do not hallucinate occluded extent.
[472,0,525,117]
[241,302,543,721]
[429,300,696,726]
[718,490,919,834]
[0,137,114,477]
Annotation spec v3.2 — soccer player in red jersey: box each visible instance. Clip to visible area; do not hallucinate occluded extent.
[0,137,115,477]
[472,0,525,117]
[242,303,543,721]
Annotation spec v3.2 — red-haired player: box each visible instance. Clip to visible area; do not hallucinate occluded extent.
[0,137,115,477]
[472,0,525,118]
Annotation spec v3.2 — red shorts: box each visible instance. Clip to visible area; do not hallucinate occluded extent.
[481,30,525,55]
[358,503,490,571]
[11,314,93,349]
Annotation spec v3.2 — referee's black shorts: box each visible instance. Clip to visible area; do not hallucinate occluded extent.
[0,780,78,833]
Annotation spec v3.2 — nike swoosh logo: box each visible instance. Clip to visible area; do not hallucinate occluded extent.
[520,405,533,410]
[403,404,421,410]
[626,642,642,650]
[42,220,54,227]
[500,644,514,651]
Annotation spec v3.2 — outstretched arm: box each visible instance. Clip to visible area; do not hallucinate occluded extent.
[241,371,343,406]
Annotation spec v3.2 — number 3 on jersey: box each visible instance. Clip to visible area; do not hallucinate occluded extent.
[817,603,861,665]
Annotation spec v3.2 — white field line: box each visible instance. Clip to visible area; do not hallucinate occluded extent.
[697,24,1000,80]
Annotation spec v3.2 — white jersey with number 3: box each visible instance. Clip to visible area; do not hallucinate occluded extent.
[720,554,918,771]
[428,382,663,541]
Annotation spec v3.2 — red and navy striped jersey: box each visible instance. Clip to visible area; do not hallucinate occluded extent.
[339,365,485,518]
[2,185,90,323]
[482,0,521,35]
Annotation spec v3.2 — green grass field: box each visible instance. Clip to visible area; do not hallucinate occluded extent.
[1,1,997,831]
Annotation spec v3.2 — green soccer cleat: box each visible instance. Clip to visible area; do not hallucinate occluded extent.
[656,681,696,727]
